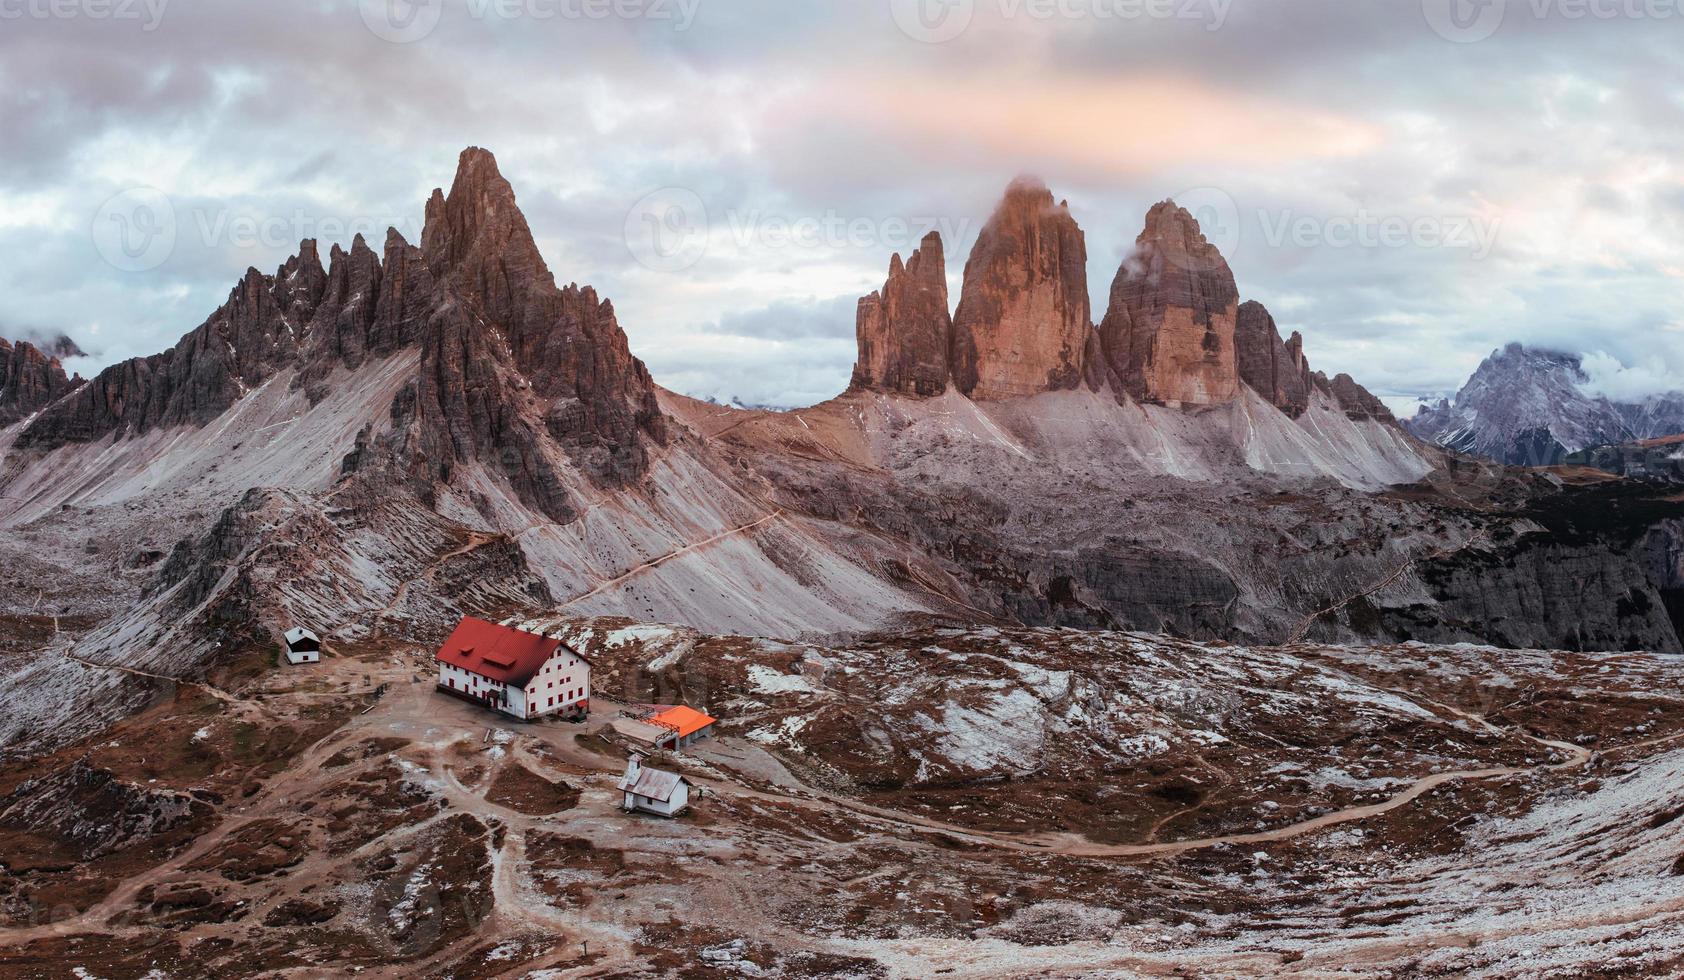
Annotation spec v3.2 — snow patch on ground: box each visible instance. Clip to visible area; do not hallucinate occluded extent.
[747,664,819,696]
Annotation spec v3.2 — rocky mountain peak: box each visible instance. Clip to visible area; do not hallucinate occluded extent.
[421,146,554,307]
[950,177,1092,400]
[1232,299,1394,422]
[1140,200,1221,259]
[1406,342,1684,465]
[851,231,952,398]
[1098,199,1240,408]
[0,336,80,425]
[274,238,329,325]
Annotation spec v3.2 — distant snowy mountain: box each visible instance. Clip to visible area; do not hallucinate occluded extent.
[1406,343,1684,466]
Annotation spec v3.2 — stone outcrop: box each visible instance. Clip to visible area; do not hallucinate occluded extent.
[850,232,952,397]
[1234,301,1311,417]
[365,228,585,523]
[1099,201,1239,407]
[840,187,1401,427]
[0,338,80,426]
[1326,372,1394,422]
[950,178,1092,400]
[1232,300,1393,422]
[301,235,384,377]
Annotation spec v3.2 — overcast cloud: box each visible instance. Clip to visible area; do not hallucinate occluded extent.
[2,0,1681,412]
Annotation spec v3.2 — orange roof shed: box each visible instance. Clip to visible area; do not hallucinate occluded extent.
[649,705,716,738]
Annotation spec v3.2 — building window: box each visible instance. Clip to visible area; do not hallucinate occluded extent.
[449,679,456,689]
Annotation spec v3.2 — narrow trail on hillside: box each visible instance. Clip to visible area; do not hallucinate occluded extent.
[554,509,786,609]
[371,530,505,631]
[1289,530,1489,644]
[60,647,243,705]
[677,697,1593,861]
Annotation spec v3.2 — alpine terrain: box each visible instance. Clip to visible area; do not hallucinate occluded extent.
[1,150,1682,978]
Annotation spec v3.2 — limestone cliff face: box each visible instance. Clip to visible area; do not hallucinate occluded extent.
[1100,201,1239,407]
[851,232,952,398]
[849,188,1400,425]
[950,179,1092,401]
[1235,301,1311,417]
[0,338,79,426]
[302,235,383,375]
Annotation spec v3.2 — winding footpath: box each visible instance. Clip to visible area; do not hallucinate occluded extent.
[666,695,1596,861]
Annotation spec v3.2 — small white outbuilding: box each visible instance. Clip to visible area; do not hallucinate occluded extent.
[617,754,692,817]
[282,627,322,665]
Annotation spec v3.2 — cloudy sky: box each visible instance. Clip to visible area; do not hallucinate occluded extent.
[3,0,1682,413]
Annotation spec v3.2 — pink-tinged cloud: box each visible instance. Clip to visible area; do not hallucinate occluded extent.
[802,71,1384,179]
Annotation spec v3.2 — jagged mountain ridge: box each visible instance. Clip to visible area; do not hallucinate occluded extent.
[15,150,664,524]
[1406,343,1684,466]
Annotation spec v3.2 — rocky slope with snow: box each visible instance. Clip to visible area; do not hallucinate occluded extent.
[1,150,1681,758]
[1407,342,1684,466]
[4,619,1684,977]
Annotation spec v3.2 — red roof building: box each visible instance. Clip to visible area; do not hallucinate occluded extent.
[434,617,591,721]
